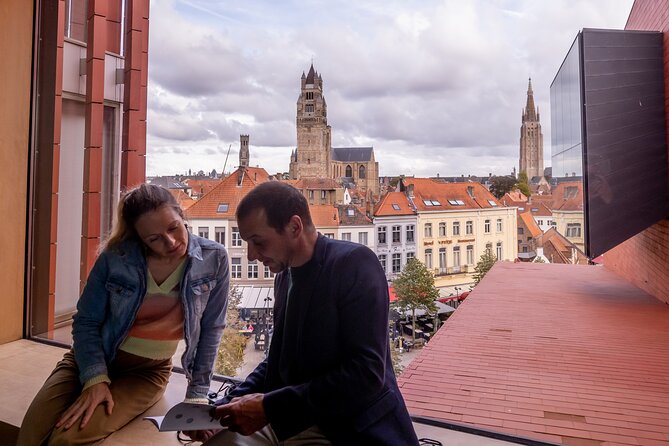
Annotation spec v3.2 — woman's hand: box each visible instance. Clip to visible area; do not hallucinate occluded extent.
[182,429,220,442]
[56,382,114,430]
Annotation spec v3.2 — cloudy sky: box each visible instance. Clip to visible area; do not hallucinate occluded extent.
[146,0,634,178]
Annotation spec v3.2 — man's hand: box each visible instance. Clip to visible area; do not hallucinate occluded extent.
[56,382,114,430]
[182,429,220,442]
[211,393,267,435]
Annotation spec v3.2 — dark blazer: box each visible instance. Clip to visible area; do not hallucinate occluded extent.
[224,235,418,445]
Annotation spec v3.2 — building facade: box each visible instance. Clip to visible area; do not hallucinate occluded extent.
[519,78,544,179]
[373,192,418,282]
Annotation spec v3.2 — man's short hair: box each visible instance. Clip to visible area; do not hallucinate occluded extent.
[237,181,314,233]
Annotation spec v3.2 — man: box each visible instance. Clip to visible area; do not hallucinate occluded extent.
[199,181,418,445]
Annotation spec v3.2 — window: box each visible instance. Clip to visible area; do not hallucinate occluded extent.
[198,227,209,239]
[453,221,460,236]
[264,265,273,279]
[308,190,314,200]
[448,199,465,206]
[231,258,242,279]
[217,203,229,213]
[248,261,259,279]
[518,227,525,235]
[345,165,352,177]
[378,254,387,272]
[358,232,368,246]
[484,220,491,233]
[305,104,314,113]
[347,208,355,216]
[466,245,474,265]
[406,252,415,261]
[566,223,582,238]
[306,91,314,100]
[342,232,351,241]
[425,249,433,269]
[392,253,401,273]
[320,190,327,199]
[439,248,447,272]
[488,200,498,206]
[522,246,528,253]
[438,222,446,237]
[466,220,473,235]
[214,227,225,245]
[377,226,387,245]
[424,223,432,238]
[391,204,401,211]
[232,227,242,247]
[406,225,414,243]
[486,242,493,254]
[392,225,401,243]
[359,165,366,179]
[450,246,459,267]
[538,219,544,226]
[496,219,503,232]
[496,242,503,260]
[324,233,335,239]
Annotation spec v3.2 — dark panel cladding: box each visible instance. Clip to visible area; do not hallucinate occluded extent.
[581,29,668,258]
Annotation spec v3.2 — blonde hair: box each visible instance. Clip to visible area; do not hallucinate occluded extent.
[102,184,185,252]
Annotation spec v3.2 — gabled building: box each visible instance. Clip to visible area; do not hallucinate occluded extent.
[401,178,517,291]
[535,227,588,265]
[284,177,344,206]
[373,191,418,281]
[517,211,542,260]
[336,204,374,251]
[550,180,584,251]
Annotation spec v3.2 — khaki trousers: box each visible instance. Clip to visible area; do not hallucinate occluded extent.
[16,349,171,446]
[205,424,332,446]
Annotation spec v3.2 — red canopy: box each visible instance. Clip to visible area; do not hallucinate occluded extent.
[389,286,397,302]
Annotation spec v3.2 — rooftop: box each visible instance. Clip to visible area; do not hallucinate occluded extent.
[399,262,669,446]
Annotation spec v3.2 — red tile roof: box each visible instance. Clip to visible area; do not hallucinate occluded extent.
[309,204,340,227]
[518,211,542,238]
[168,189,196,210]
[185,167,270,219]
[536,228,588,265]
[404,179,501,211]
[399,262,669,445]
[183,178,220,197]
[374,191,415,217]
[551,181,584,212]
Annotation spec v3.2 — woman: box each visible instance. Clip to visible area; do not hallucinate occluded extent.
[17,184,230,445]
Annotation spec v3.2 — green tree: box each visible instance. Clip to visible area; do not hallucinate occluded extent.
[517,171,531,197]
[473,250,497,285]
[489,175,517,199]
[392,258,439,341]
[215,286,247,377]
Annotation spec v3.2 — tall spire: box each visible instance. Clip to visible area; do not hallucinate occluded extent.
[524,78,537,122]
[306,64,316,84]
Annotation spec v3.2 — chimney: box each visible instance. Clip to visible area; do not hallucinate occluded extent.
[406,184,414,198]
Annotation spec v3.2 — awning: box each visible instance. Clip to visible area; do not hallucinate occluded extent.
[400,301,456,317]
[235,286,274,309]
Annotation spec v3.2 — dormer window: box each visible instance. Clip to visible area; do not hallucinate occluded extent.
[391,204,400,211]
[347,209,355,216]
[217,203,229,213]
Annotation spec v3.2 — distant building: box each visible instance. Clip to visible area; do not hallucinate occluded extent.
[288,64,379,196]
[373,191,418,281]
[519,78,544,179]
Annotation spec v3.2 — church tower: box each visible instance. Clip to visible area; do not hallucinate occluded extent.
[289,64,332,179]
[519,78,544,179]
[239,134,249,168]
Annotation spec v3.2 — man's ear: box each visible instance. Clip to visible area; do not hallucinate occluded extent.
[288,215,303,237]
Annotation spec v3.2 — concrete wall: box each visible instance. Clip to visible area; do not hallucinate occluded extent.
[604,0,669,305]
[0,0,33,342]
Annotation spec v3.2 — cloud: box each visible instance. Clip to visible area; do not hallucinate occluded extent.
[145,0,635,178]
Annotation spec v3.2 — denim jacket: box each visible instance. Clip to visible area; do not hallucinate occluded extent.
[72,233,230,399]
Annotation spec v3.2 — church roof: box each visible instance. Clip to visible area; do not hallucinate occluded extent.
[331,147,374,162]
[306,64,316,84]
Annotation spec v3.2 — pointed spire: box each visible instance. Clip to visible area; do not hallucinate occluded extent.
[306,64,316,84]
[524,77,537,122]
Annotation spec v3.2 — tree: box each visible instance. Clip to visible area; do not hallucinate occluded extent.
[472,250,497,285]
[517,171,531,197]
[392,258,439,341]
[215,286,247,377]
[489,175,517,199]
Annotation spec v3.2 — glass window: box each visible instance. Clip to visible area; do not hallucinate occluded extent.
[424,223,432,238]
[467,245,474,265]
[391,204,400,211]
[308,190,314,200]
[425,249,433,269]
[65,0,88,42]
[453,221,460,236]
[406,252,415,261]
[321,190,327,199]
[518,227,524,235]
[231,258,242,279]
[392,225,401,243]
[406,225,414,243]
[378,254,387,272]
[248,261,259,279]
[486,242,493,254]
[359,165,366,179]
[453,246,461,267]
[566,223,582,238]
[217,203,229,213]
[378,226,387,244]
[358,232,368,246]
[466,221,473,235]
[214,227,225,245]
[496,219,503,232]
[324,233,335,239]
[232,227,242,247]
[342,232,351,241]
[496,242,503,260]
[438,222,446,237]
[439,248,447,272]
[392,253,401,273]
[264,265,273,279]
[484,220,491,233]
[198,227,209,239]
